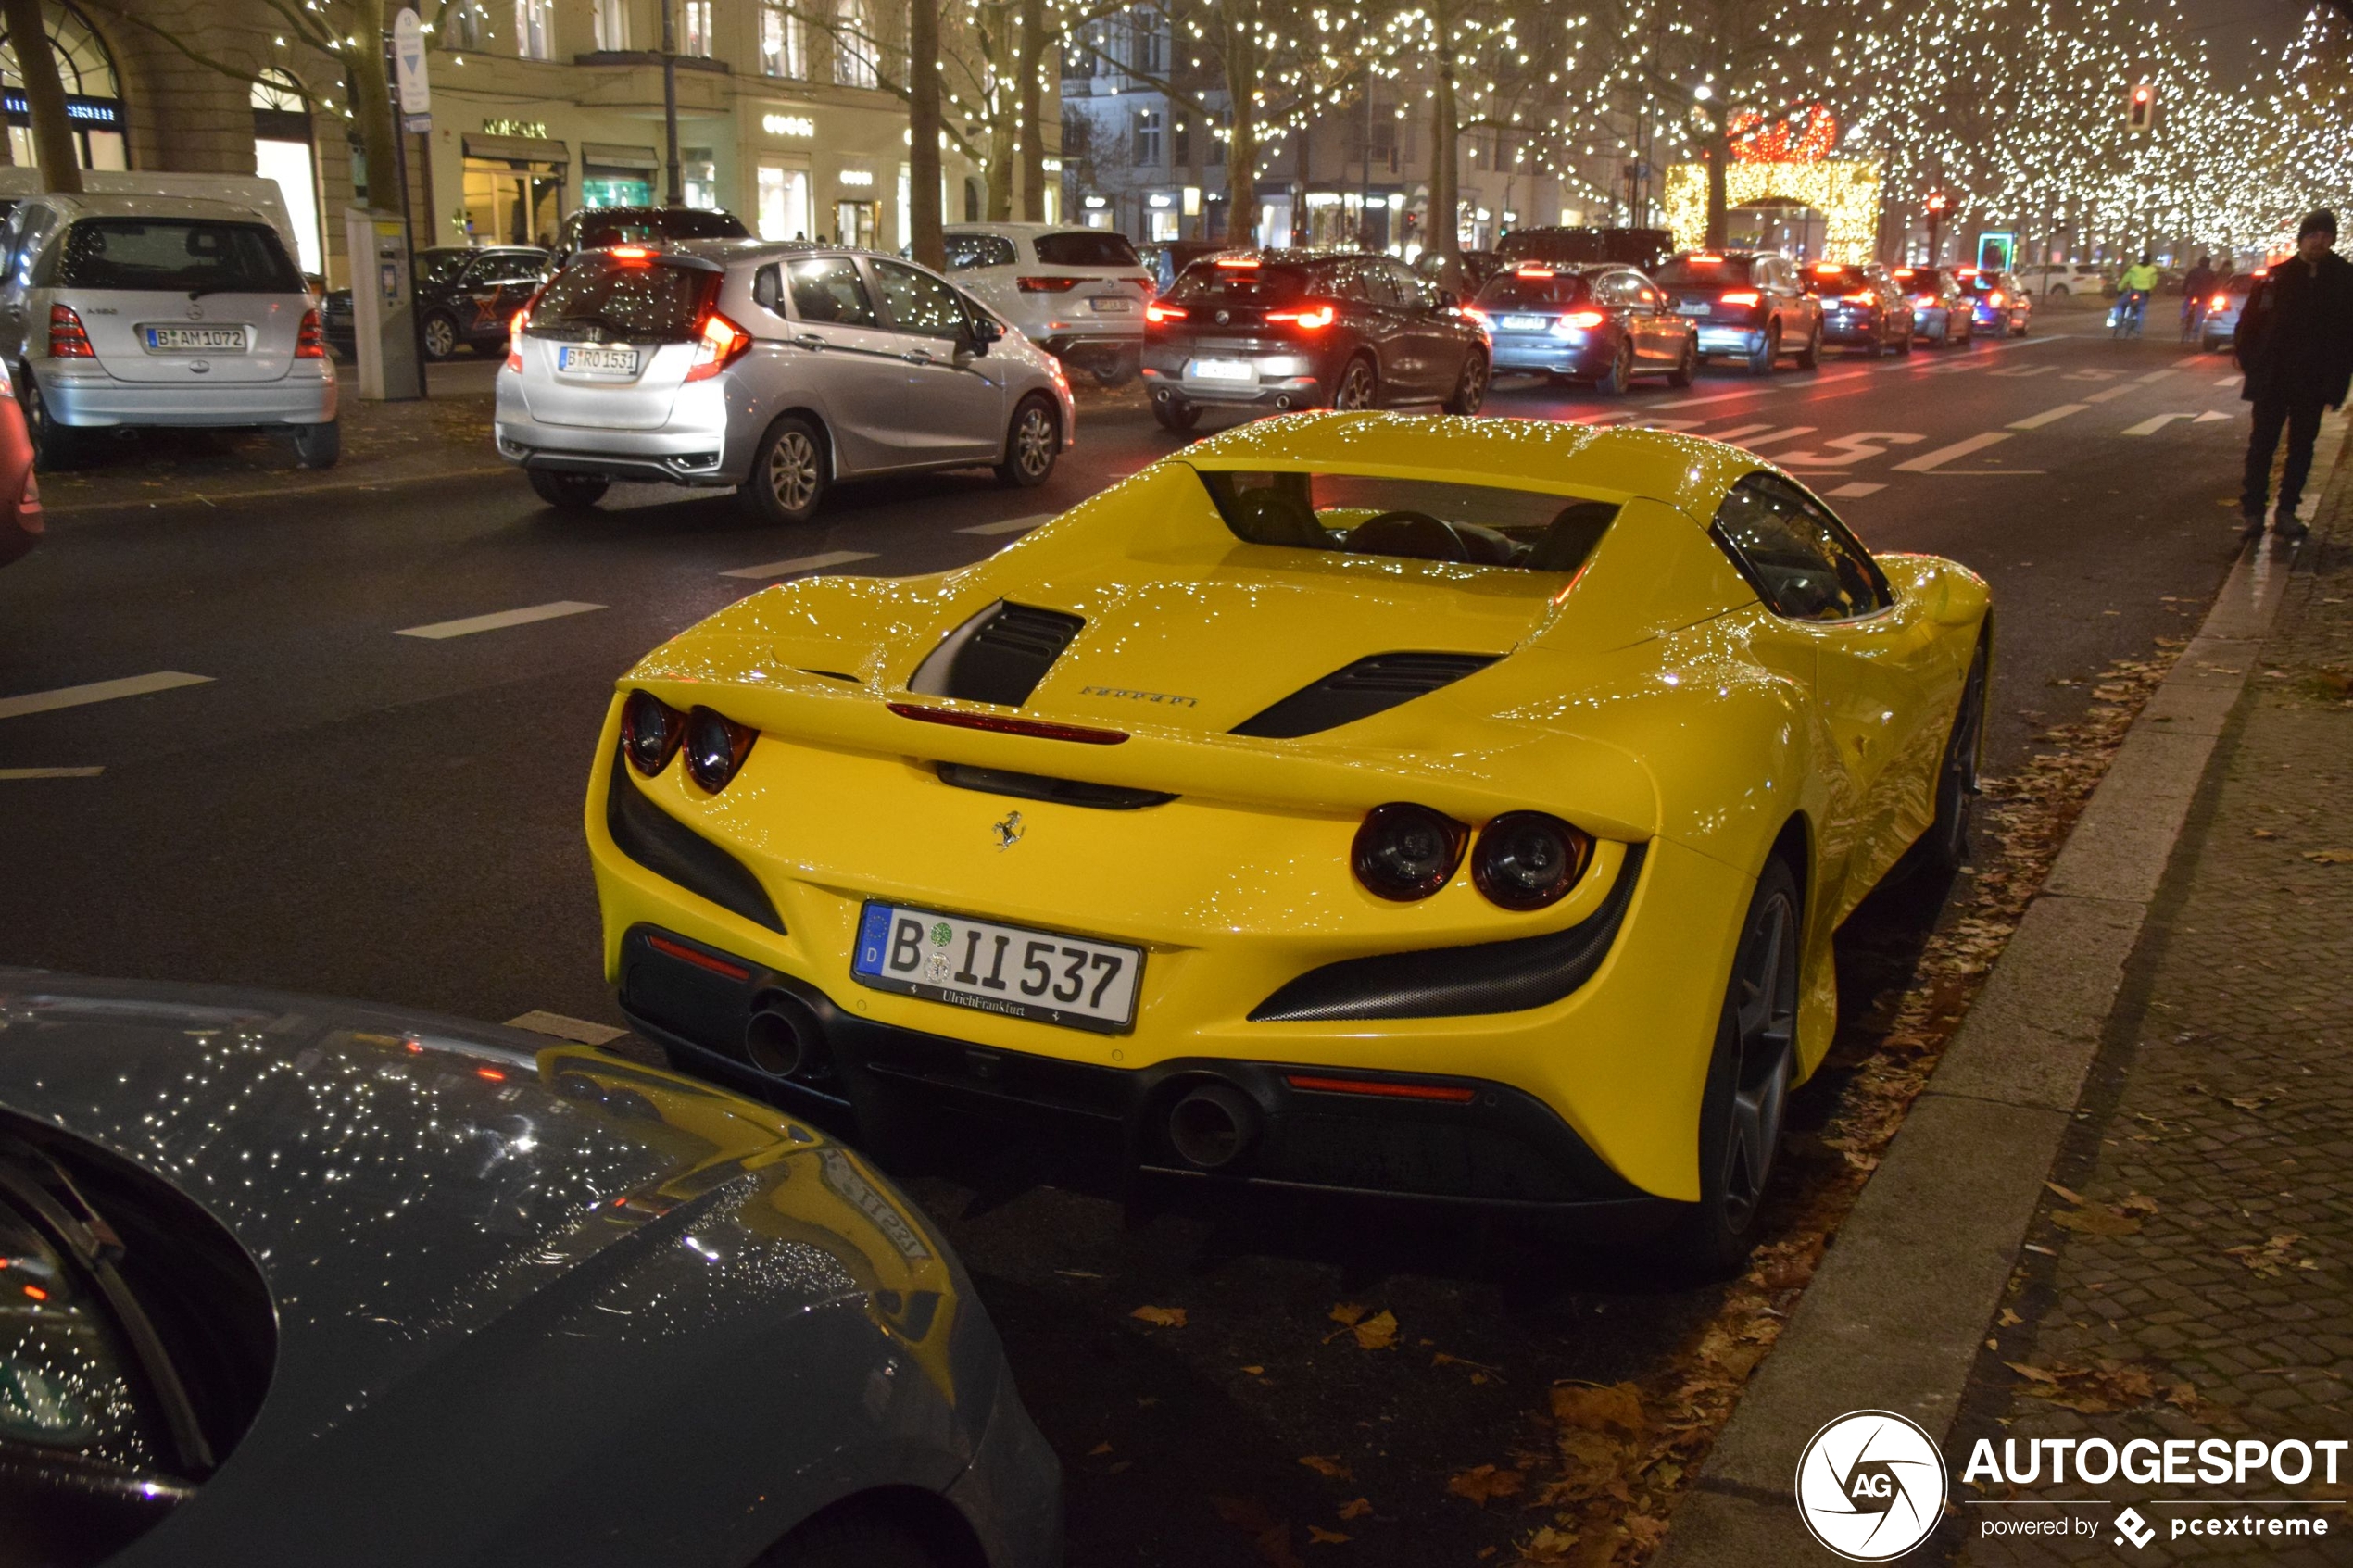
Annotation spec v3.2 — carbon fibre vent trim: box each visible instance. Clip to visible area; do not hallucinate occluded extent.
[1231,652,1502,739]
[607,752,786,934]
[911,601,1086,708]
[1248,844,1645,1021]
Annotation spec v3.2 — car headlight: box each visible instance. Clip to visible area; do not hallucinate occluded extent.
[621,689,685,777]
[1352,803,1468,901]
[1471,811,1592,910]
[684,706,758,793]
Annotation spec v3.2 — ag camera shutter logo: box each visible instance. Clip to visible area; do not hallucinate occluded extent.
[1794,1410,1948,1561]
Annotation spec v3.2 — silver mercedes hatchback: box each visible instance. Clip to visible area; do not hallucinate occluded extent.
[495,241,1075,523]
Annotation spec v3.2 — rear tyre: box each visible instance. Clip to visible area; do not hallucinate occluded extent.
[24,381,84,470]
[1594,337,1633,396]
[996,395,1060,487]
[1333,355,1378,410]
[288,419,341,470]
[1666,338,1697,388]
[742,415,828,525]
[760,1513,950,1568]
[1897,627,1990,882]
[1658,857,1800,1278]
[527,469,609,510]
[421,310,459,362]
[1091,345,1140,388]
[1151,395,1201,432]
[1441,349,1489,414]
[1794,323,1821,370]
[1745,325,1780,376]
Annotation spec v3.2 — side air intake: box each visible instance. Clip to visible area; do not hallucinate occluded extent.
[910,601,1086,708]
[1230,652,1502,740]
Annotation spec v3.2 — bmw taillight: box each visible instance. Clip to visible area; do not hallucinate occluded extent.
[506,307,529,370]
[294,309,326,359]
[683,706,759,792]
[1471,812,1592,910]
[621,690,686,777]
[1266,304,1337,330]
[1145,301,1188,324]
[686,311,752,382]
[1016,276,1083,293]
[1352,803,1468,902]
[47,304,92,359]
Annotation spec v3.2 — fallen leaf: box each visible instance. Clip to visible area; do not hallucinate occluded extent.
[2302,847,2353,863]
[1999,1309,2023,1327]
[1446,1464,1526,1506]
[2044,1181,2084,1205]
[1130,1305,1187,1328]
[1327,1302,1367,1327]
[2251,828,2278,839]
[2005,1361,2070,1385]
[1108,1459,1131,1474]
[1300,1455,1353,1480]
[1307,1527,1351,1545]
[2052,1203,2143,1236]
[1241,1365,1265,1376]
[1088,1442,1114,1456]
[1351,1310,1399,1351]
[1549,1381,1645,1436]
[2117,1193,2160,1215]
[1337,1498,1372,1520]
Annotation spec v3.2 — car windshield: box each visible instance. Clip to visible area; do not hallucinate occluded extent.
[416,249,473,286]
[1654,255,1755,286]
[1034,231,1139,268]
[1197,470,1617,574]
[530,256,716,342]
[1169,261,1308,304]
[1474,270,1592,308]
[49,219,301,295]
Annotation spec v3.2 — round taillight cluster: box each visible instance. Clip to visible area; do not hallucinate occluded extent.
[1351,803,1593,910]
[621,689,757,792]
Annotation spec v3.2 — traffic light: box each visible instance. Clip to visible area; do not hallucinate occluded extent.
[2127,83,2155,134]
[1923,192,1949,215]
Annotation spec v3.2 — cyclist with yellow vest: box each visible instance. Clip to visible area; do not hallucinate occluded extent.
[2117,253,2160,336]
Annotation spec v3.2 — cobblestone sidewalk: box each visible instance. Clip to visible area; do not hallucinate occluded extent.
[1947,455,2353,1562]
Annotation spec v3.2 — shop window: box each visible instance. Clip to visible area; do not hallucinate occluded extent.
[464,159,564,246]
[834,0,878,87]
[834,197,877,250]
[757,164,812,241]
[513,0,552,58]
[759,0,806,76]
[591,0,627,50]
[682,0,713,56]
[684,147,718,209]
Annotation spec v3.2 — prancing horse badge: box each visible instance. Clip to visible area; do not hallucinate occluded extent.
[992,810,1025,851]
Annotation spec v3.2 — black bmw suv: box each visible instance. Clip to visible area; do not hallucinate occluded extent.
[1139,250,1492,431]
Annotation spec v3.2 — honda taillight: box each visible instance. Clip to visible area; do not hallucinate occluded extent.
[1145,301,1187,323]
[47,304,92,359]
[1555,309,1607,332]
[1720,290,1761,307]
[506,307,530,370]
[1016,276,1083,293]
[294,309,326,359]
[1266,304,1336,330]
[686,311,752,381]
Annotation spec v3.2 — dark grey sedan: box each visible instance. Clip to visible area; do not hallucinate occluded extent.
[0,973,1059,1568]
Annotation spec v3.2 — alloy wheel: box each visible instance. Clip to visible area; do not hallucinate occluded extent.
[767,431,820,513]
[1720,887,1797,1233]
[1448,353,1488,414]
[1013,404,1055,480]
[1335,358,1376,410]
[422,314,457,360]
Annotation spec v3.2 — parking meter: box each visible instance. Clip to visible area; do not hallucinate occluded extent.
[345,206,423,401]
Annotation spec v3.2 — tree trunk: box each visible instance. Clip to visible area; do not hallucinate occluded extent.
[908,0,944,267]
[1428,44,1459,272]
[1704,116,1729,249]
[4,0,81,192]
[345,0,399,217]
[1016,0,1046,221]
[1219,0,1254,245]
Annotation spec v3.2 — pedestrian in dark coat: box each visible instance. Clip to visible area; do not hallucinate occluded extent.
[2238,210,2353,540]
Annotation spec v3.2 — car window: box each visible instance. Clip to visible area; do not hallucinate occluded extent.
[479,253,548,287]
[1475,270,1590,308]
[45,219,302,295]
[0,1184,156,1468]
[786,254,879,327]
[1033,231,1139,268]
[943,232,1017,271]
[1169,261,1305,304]
[870,258,970,338]
[1709,472,1892,621]
[530,255,718,343]
[418,249,473,287]
[1391,262,1441,308]
[1655,255,1755,286]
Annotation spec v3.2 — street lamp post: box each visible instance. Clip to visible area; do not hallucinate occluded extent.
[661,0,683,207]
[1924,191,1949,264]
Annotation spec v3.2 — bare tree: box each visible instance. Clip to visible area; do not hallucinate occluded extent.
[5,0,82,190]
[909,0,946,263]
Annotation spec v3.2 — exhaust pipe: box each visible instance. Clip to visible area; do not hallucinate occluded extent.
[1167,1082,1260,1171]
[1274,394,1291,410]
[743,1005,806,1079]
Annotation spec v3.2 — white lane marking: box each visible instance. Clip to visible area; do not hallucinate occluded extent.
[1893,433,2011,471]
[396,600,605,640]
[1825,483,1885,498]
[2172,354,2208,370]
[1771,432,1927,468]
[717,549,877,582]
[505,1010,630,1045]
[2009,403,2089,430]
[2083,384,2135,403]
[2134,369,2175,383]
[0,671,213,721]
[0,766,105,779]
[2064,369,2123,381]
[959,514,1054,536]
[1987,364,2053,378]
[1655,388,1780,410]
[2215,374,2244,388]
[1629,418,1708,431]
[2193,410,2232,423]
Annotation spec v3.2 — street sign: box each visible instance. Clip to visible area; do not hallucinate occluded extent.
[392,8,431,117]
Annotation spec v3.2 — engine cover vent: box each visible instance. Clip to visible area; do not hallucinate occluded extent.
[910,601,1087,708]
[1230,652,1502,740]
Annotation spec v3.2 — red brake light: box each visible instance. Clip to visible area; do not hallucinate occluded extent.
[887,702,1127,746]
[1514,265,1554,278]
[1720,290,1761,307]
[2209,291,2227,309]
[686,311,752,381]
[1214,256,1262,268]
[1842,293,1875,305]
[1015,276,1083,293]
[47,304,93,359]
[1815,262,1841,275]
[506,307,530,370]
[1462,306,1491,328]
[1690,254,1723,265]
[1987,290,2005,307]
[1560,308,1606,329]
[1145,301,1187,323]
[294,309,326,359]
[1915,295,1936,307]
[1283,1074,1478,1104]
[1894,268,1916,278]
[608,245,655,262]
[1266,304,1336,330]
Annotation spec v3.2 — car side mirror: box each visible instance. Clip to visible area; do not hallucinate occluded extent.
[1435,288,1459,310]
[968,315,1003,352]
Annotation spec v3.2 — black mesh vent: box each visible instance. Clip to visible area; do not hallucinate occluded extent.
[1231,652,1502,740]
[937,762,1176,810]
[1249,844,1645,1021]
[937,603,1087,707]
[606,753,786,934]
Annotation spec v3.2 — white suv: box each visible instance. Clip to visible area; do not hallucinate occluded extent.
[2014,263,2108,300]
[943,223,1153,385]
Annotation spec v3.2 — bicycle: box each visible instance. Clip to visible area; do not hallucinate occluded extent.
[2179,296,2205,344]
[2109,289,2149,339]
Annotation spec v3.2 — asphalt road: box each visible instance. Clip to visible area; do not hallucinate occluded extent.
[0,302,2261,1563]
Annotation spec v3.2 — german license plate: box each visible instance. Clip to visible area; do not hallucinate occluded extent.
[1088,296,1134,313]
[851,902,1143,1034]
[1676,302,1710,317]
[1502,314,1550,331]
[1189,358,1254,383]
[143,326,246,352]
[559,343,640,376]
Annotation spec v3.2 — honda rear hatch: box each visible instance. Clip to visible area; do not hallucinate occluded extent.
[517,251,728,430]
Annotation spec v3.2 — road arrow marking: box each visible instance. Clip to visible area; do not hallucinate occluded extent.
[2193,410,2232,423]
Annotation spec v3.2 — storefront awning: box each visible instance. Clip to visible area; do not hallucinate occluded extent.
[463,133,569,167]
[581,142,660,169]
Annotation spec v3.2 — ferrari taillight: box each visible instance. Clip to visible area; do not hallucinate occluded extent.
[621,690,686,777]
[1471,812,1592,910]
[683,706,758,792]
[1353,803,1468,902]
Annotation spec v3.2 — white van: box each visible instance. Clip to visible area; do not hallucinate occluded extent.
[0,170,303,277]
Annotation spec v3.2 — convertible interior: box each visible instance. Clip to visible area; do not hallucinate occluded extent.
[1199,470,1620,574]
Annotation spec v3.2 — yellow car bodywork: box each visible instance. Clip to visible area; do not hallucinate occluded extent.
[585,413,1989,1205]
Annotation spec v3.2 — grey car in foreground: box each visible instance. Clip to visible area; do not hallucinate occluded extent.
[0,972,1060,1568]
[495,240,1075,524]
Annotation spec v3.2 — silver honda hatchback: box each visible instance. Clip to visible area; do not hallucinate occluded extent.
[495,241,1076,522]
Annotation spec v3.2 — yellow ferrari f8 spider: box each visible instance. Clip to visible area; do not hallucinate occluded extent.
[585,412,1990,1268]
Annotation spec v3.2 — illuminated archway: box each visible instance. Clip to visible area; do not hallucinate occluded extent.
[1663,160,1882,263]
